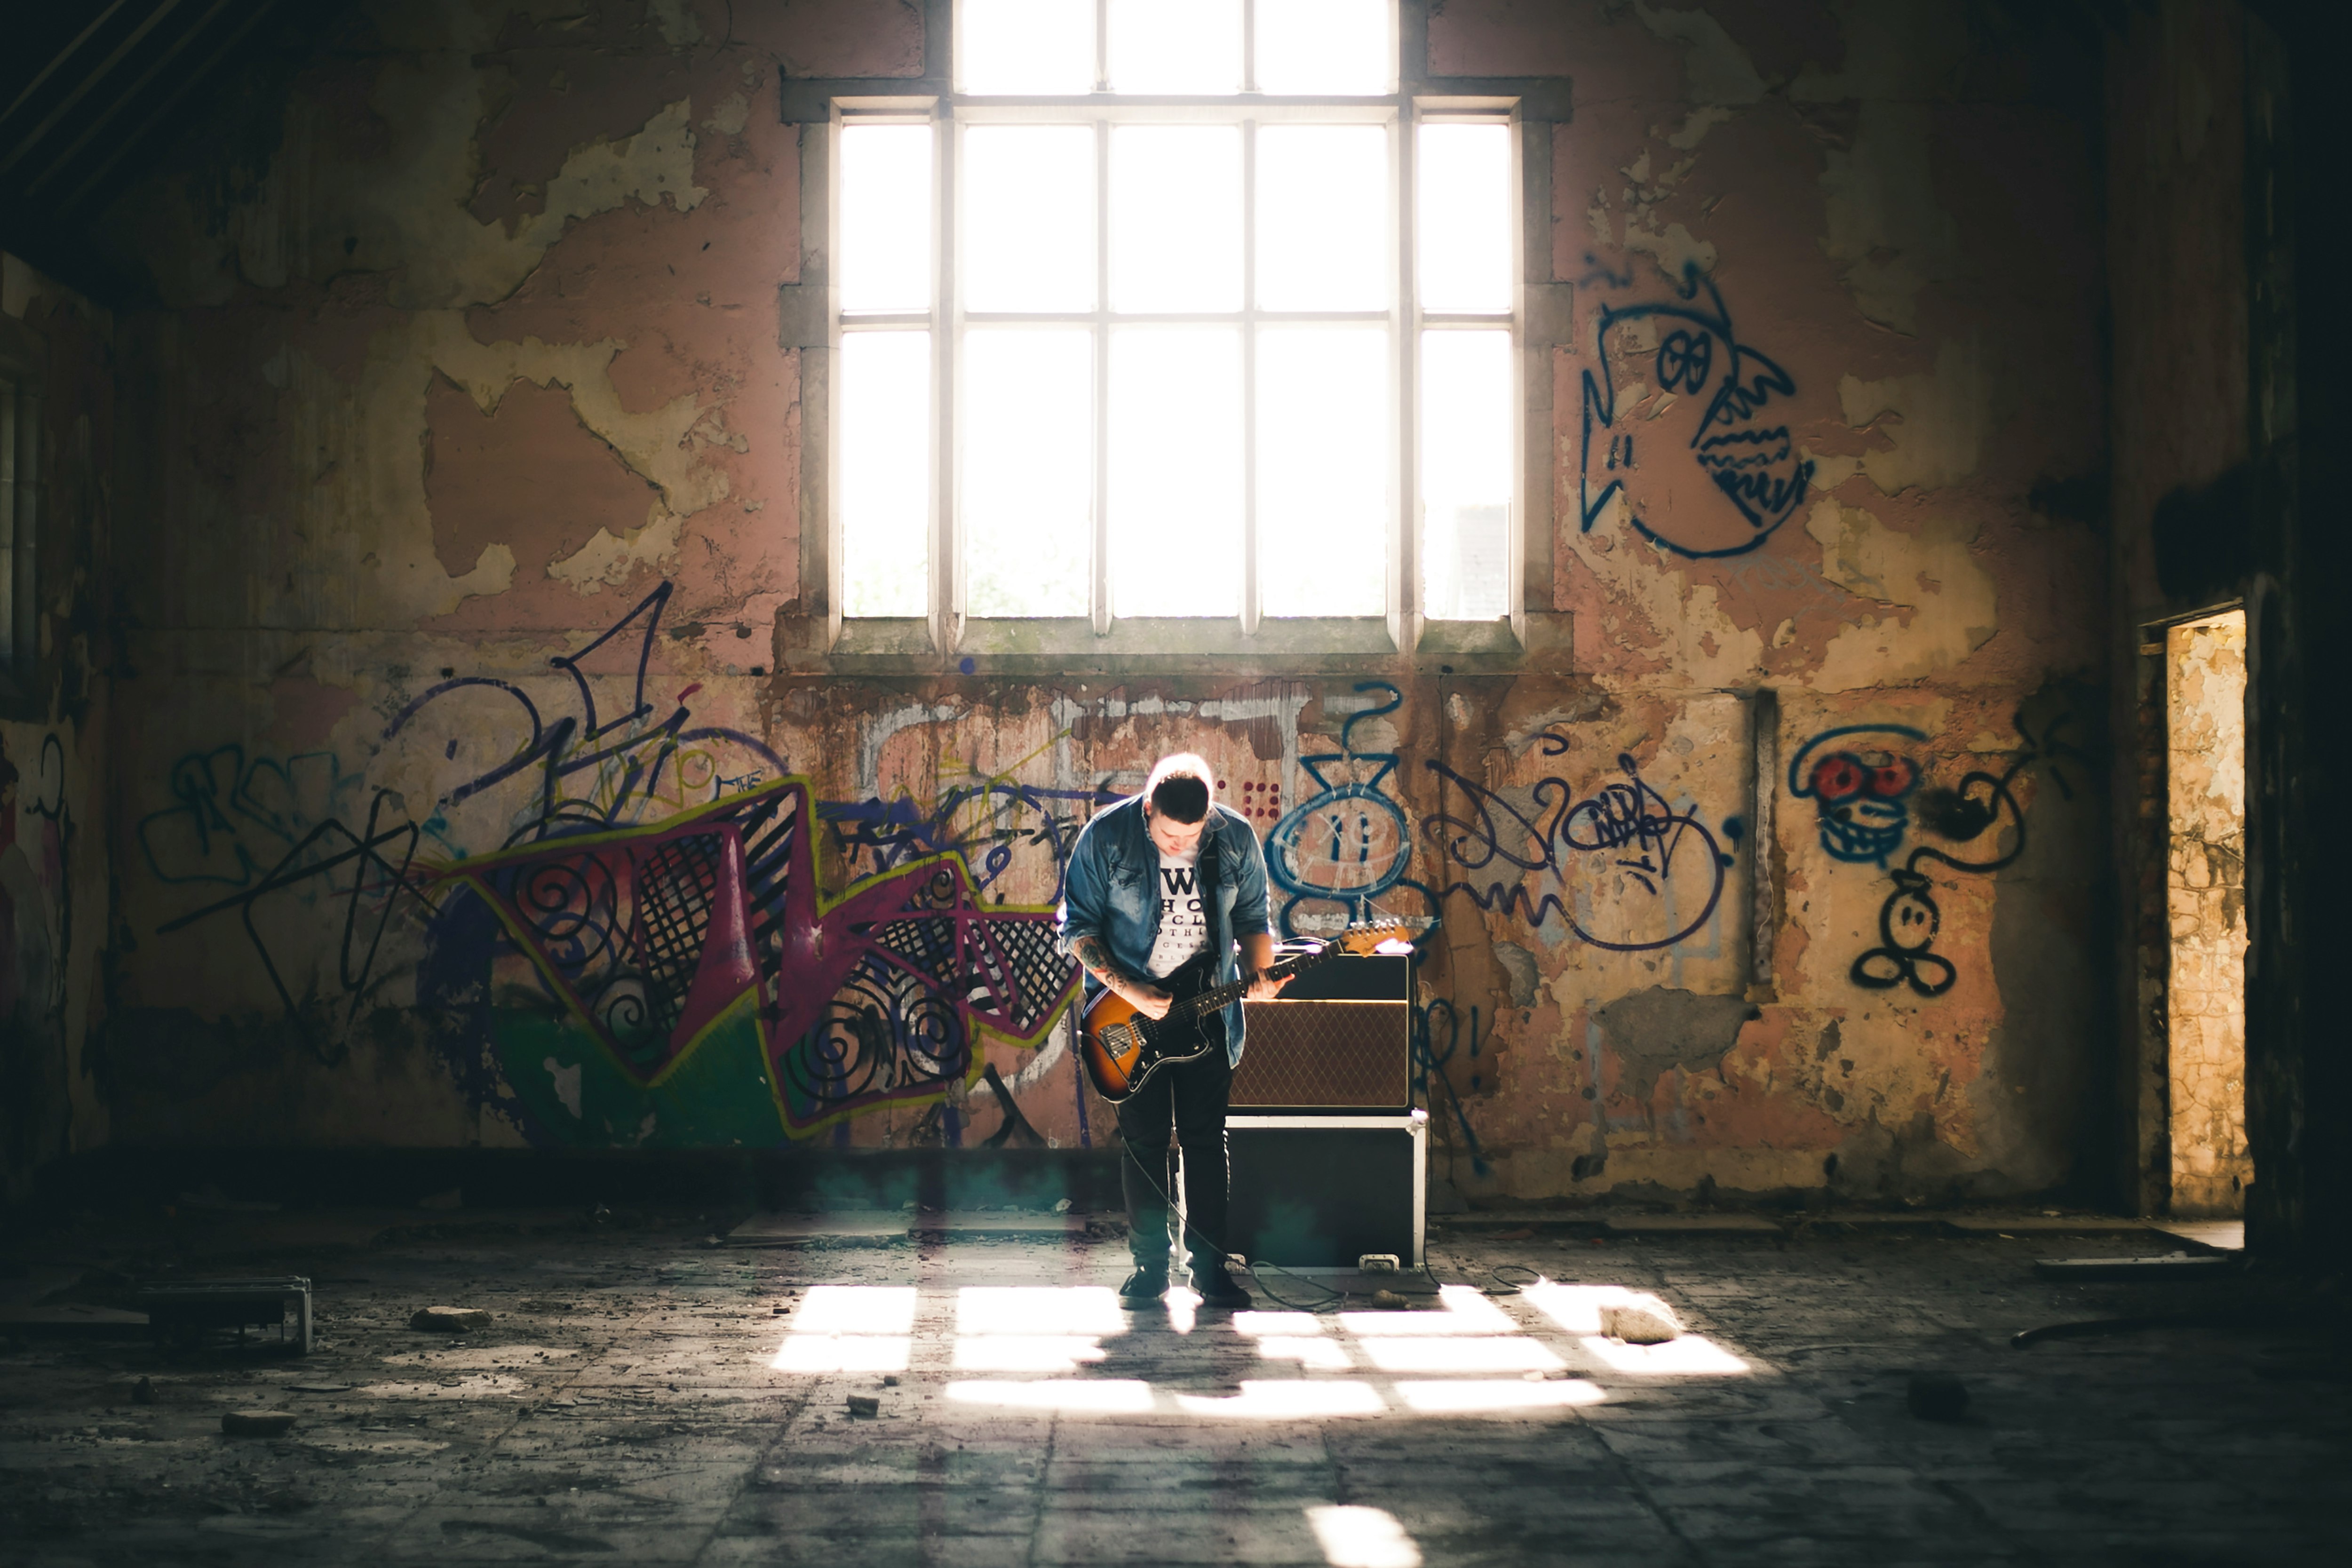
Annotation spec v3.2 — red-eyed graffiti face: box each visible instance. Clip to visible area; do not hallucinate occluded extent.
[1802,751,1918,865]
[1806,754,1916,806]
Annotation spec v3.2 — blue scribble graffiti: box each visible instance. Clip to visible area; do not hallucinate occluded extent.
[1788,724,1927,868]
[1425,737,1731,952]
[819,779,1112,901]
[382,581,785,848]
[1414,996,1491,1178]
[1579,258,1814,559]
[136,746,371,887]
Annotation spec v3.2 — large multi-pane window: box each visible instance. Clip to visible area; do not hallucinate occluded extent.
[834,0,1517,639]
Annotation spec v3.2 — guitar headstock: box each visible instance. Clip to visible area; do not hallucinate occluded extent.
[1332,921,1416,956]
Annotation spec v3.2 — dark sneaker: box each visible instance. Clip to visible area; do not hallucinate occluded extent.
[1190,1267,1251,1310]
[1118,1268,1168,1305]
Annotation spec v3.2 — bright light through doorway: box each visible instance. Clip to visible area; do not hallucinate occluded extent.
[2165,608,2249,1216]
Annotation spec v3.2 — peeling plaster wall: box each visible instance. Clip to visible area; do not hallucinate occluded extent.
[0,255,115,1202]
[93,1,2118,1206]
[2165,613,2248,1217]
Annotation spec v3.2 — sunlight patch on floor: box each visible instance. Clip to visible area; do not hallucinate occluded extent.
[1175,1379,1387,1418]
[1359,1337,1566,1374]
[1308,1504,1423,1568]
[1392,1379,1606,1413]
[951,1334,1110,1372]
[1256,1334,1355,1370]
[1581,1334,1748,1375]
[945,1378,1157,1412]
[768,1281,1751,1409]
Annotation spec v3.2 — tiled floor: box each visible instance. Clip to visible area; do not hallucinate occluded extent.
[0,1210,2343,1565]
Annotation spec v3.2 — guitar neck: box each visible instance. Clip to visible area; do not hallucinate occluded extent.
[1172,945,1342,1023]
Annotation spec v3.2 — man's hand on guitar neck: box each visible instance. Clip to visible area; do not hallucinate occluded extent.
[1241,931,1292,1003]
[1073,935,1175,1019]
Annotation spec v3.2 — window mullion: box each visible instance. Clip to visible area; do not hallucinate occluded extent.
[1093,116,1111,637]
[1509,107,1528,643]
[1394,101,1418,653]
[938,106,959,651]
[1241,115,1260,637]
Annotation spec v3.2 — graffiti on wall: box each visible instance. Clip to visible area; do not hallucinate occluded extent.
[154,788,433,1065]
[1425,732,1733,952]
[136,746,373,887]
[418,777,1079,1144]
[383,580,785,848]
[1787,725,1927,868]
[1578,259,1813,559]
[1795,711,2087,997]
[141,583,798,1067]
[140,581,1084,1146]
[820,769,1110,904]
[1265,683,1438,936]
[1414,995,1492,1178]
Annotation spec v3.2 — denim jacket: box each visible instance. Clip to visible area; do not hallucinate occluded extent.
[1056,794,1273,1067]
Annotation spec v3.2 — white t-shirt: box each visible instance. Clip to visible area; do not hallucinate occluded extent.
[1143,844,1212,979]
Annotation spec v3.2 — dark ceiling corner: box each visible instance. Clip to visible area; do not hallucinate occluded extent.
[0,0,364,305]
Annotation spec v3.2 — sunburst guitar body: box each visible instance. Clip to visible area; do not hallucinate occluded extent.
[1077,924,1410,1104]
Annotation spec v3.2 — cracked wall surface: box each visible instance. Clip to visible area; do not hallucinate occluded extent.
[87,1,2121,1205]
[2166,612,2248,1217]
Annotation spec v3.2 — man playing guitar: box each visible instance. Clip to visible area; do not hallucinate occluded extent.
[1058,754,1290,1308]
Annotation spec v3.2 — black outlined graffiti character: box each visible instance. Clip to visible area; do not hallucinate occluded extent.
[1844,709,2085,997]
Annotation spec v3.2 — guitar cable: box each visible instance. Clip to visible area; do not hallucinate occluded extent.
[1124,1149,1548,1320]
[1116,1138,1352,1313]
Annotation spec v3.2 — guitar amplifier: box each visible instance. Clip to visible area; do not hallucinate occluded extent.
[1232,954,1411,1112]
[1227,1112,1427,1268]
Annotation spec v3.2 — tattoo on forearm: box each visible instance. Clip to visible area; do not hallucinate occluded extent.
[1072,935,1137,991]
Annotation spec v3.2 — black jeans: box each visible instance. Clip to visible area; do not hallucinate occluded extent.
[1115,1033,1232,1275]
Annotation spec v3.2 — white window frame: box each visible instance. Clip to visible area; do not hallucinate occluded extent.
[825,0,1524,658]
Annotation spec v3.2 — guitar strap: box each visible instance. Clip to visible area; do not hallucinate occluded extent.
[1196,818,1227,1051]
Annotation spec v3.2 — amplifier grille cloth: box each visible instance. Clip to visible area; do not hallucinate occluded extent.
[1232,1000,1410,1109]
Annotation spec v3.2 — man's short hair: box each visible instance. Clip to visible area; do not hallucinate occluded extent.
[1145,753,1213,825]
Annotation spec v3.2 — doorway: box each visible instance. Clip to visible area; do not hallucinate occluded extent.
[2163,608,2249,1216]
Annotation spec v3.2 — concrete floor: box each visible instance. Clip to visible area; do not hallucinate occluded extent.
[1,1208,2344,1566]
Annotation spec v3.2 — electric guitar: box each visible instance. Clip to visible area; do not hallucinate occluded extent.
[1078,924,1411,1104]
